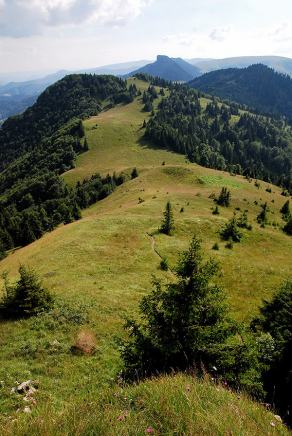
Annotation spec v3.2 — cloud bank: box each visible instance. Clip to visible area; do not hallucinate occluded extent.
[0,0,152,37]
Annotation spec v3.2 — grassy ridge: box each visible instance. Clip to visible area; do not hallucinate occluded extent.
[0,78,291,433]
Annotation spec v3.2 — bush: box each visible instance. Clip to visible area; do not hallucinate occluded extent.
[0,265,54,319]
[212,242,219,250]
[131,168,139,179]
[160,258,169,271]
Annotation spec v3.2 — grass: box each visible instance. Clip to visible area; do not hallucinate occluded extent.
[0,78,291,434]
[1,374,289,435]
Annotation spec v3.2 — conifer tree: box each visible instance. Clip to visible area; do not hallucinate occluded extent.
[283,217,292,235]
[121,236,233,380]
[160,201,175,235]
[216,187,231,207]
[280,200,290,221]
[0,265,54,318]
[257,202,269,226]
[220,214,243,242]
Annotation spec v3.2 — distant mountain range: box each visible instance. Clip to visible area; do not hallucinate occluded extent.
[189,64,292,120]
[128,55,201,82]
[2,55,292,121]
[0,60,149,121]
[189,56,292,76]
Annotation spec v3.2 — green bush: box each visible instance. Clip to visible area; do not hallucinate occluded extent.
[160,258,169,271]
[0,265,54,319]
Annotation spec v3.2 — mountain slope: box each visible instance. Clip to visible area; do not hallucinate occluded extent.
[0,78,291,434]
[189,55,292,76]
[129,55,201,81]
[189,64,292,120]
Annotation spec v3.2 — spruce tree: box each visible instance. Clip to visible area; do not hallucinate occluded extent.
[0,265,54,318]
[160,201,175,235]
[216,187,231,207]
[121,236,233,380]
[220,215,243,242]
[257,202,269,226]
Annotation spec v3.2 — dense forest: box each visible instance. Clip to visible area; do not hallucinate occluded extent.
[144,83,292,191]
[0,74,135,257]
[189,64,292,121]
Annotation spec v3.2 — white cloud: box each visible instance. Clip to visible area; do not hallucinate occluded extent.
[209,27,230,42]
[161,24,292,59]
[0,0,152,37]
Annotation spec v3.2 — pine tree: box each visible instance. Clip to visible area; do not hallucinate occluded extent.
[160,201,175,235]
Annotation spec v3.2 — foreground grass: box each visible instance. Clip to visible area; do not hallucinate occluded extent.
[0,78,291,433]
[1,374,289,435]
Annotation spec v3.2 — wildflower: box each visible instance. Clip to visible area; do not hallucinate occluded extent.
[146,427,154,434]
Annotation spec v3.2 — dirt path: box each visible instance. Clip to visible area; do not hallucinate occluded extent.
[146,232,176,276]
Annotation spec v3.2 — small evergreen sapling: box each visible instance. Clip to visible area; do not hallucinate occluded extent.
[160,201,175,235]
[220,215,242,242]
[257,202,269,226]
[216,187,231,207]
[0,265,54,319]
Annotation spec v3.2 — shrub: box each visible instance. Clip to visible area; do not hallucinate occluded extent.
[131,168,139,179]
[212,206,220,215]
[225,240,233,249]
[160,258,169,271]
[212,242,219,250]
[0,265,54,319]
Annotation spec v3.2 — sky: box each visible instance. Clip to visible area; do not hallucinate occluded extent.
[0,0,292,74]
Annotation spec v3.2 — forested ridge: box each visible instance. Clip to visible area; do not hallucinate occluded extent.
[144,83,292,191]
[189,64,292,121]
[0,74,134,257]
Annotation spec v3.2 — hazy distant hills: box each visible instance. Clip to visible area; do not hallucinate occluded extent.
[128,55,201,82]
[189,55,292,76]
[189,64,292,120]
[2,55,292,121]
[0,60,150,121]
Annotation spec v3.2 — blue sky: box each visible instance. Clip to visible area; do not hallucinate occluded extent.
[0,0,292,73]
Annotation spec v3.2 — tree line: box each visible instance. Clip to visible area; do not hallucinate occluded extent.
[144,86,292,192]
